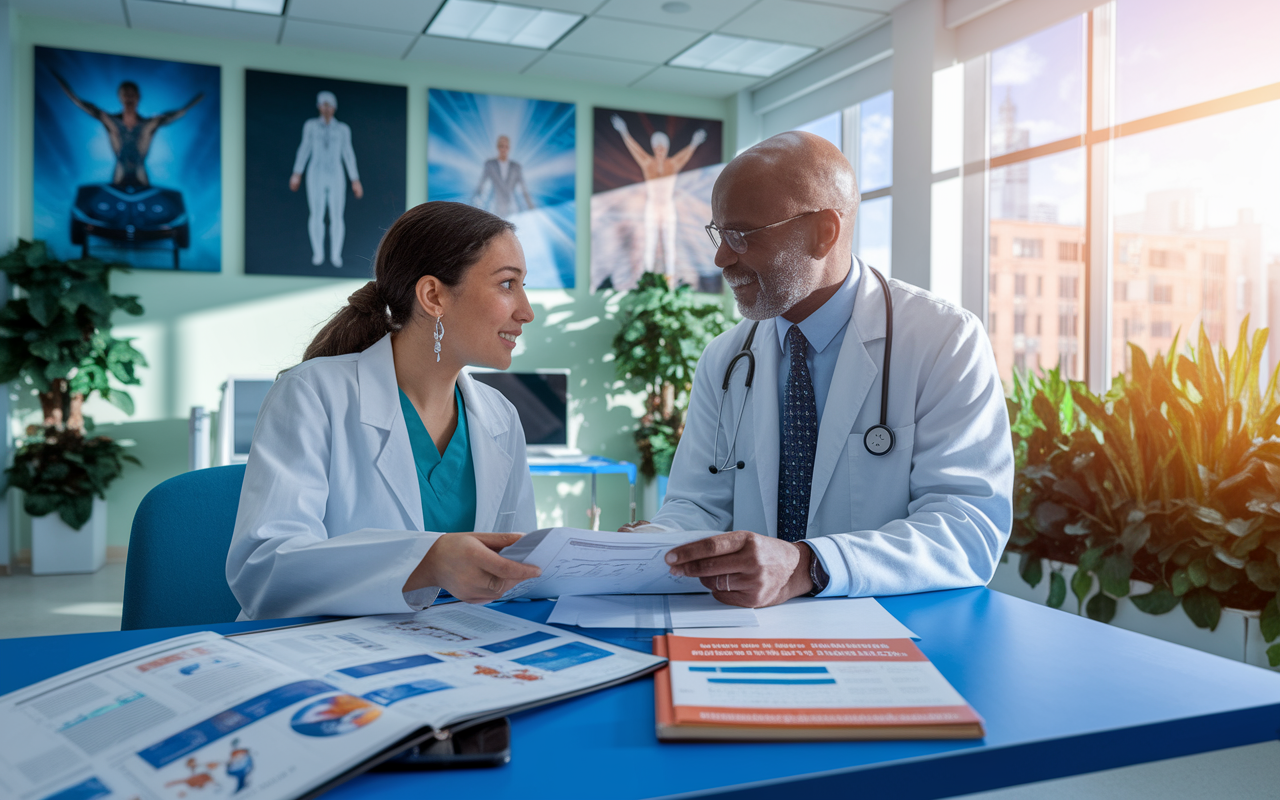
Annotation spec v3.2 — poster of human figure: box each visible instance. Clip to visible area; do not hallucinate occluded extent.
[33,46,221,271]
[591,108,724,293]
[428,89,576,289]
[244,70,406,278]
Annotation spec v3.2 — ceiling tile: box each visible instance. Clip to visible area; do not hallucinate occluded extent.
[406,35,544,72]
[719,0,883,48]
[593,0,754,31]
[13,0,127,26]
[630,65,759,97]
[508,0,605,13]
[553,17,700,64]
[810,0,908,11]
[522,52,652,86]
[287,0,443,33]
[125,1,283,43]
[280,18,417,57]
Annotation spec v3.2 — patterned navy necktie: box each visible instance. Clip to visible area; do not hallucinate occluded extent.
[779,325,817,543]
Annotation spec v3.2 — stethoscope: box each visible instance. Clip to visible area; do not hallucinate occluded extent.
[709,265,895,475]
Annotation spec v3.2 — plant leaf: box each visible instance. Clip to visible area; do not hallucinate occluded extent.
[1261,596,1280,643]
[1099,553,1133,597]
[1187,558,1210,587]
[1269,643,1280,668]
[1019,552,1043,589]
[1047,571,1066,609]
[1071,568,1093,612]
[1181,588,1222,631]
[1131,586,1180,615]
[1086,593,1117,623]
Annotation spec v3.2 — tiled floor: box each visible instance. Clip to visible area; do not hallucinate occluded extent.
[0,563,126,639]
[1,567,1278,797]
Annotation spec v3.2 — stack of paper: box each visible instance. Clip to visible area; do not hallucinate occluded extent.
[549,595,759,629]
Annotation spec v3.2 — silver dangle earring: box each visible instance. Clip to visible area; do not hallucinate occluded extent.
[433,315,444,363]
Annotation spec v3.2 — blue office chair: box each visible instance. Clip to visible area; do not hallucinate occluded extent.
[122,464,246,630]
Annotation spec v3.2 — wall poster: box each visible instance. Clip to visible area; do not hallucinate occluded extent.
[591,107,724,293]
[244,70,407,278]
[34,46,222,271]
[428,89,576,290]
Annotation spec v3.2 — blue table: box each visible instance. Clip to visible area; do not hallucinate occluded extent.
[528,456,638,529]
[4,589,1280,799]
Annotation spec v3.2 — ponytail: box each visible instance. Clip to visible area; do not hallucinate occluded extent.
[302,202,514,361]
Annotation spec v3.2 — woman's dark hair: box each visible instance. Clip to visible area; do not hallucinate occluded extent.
[303,201,515,361]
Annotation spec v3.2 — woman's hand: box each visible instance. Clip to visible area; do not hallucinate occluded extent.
[403,532,541,603]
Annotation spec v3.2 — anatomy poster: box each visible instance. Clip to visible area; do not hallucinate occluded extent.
[244,70,406,278]
[591,108,723,293]
[428,89,576,289]
[33,46,221,271]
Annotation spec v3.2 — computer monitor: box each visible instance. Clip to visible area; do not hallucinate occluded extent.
[469,369,575,456]
[217,376,275,465]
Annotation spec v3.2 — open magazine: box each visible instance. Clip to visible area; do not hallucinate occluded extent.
[0,604,664,800]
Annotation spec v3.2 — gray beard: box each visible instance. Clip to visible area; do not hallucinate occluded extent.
[733,242,813,321]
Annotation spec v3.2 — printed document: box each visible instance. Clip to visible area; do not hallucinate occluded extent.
[675,597,918,640]
[499,527,718,599]
[549,594,759,629]
[0,605,662,800]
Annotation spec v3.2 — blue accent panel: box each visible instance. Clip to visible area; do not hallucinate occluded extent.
[706,678,837,685]
[718,667,830,674]
[513,642,612,672]
[363,679,453,706]
[42,777,111,800]
[337,654,442,679]
[481,631,558,654]
[137,680,334,768]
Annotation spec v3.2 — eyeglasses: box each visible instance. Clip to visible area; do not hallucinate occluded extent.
[705,210,824,254]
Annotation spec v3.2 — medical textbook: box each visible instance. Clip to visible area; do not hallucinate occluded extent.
[653,634,984,741]
[0,605,665,800]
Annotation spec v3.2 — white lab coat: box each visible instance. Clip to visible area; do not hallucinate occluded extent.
[649,258,1013,597]
[226,334,536,621]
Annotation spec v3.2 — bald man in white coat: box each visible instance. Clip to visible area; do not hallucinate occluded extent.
[633,132,1013,609]
[290,90,363,268]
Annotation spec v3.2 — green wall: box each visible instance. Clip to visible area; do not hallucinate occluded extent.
[8,13,734,552]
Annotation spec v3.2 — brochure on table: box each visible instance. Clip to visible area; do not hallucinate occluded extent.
[499,527,719,599]
[0,605,663,800]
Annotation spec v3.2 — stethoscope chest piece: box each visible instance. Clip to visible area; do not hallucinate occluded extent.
[863,424,894,456]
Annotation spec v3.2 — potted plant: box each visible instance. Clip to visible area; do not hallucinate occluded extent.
[0,241,146,574]
[612,273,729,502]
[1003,321,1280,668]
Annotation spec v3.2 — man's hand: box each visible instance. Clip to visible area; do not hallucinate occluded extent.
[618,519,651,533]
[351,179,364,199]
[665,531,812,608]
[404,532,541,604]
[691,128,707,146]
[289,173,302,192]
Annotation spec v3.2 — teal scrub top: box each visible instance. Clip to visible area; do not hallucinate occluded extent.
[398,387,477,533]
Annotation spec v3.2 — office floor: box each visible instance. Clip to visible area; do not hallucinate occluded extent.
[1,567,1278,797]
[0,563,125,639]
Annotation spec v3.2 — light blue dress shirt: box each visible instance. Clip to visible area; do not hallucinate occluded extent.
[398,387,477,533]
[774,262,860,423]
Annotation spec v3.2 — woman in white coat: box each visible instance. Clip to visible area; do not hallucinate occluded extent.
[227,201,542,620]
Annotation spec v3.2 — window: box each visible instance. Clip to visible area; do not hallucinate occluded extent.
[1014,274,1027,296]
[793,110,842,150]
[1036,275,1043,296]
[990,273,998,294]
[989,313,996,334]
[974,1,1280,386]
[1036,315,1042,335]
[854,91,893,274]
[1059,275,1079,300]
[990,236,998,256]
[1014,312,1026,334]
[1013,238,1043,259]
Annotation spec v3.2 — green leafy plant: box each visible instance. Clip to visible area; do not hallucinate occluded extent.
[1009,321,1280,668]
[0,240,146,528]
[612,272,730,478]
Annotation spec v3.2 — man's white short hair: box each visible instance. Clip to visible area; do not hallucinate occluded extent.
[651,131,670,150]
[316,90,337,109]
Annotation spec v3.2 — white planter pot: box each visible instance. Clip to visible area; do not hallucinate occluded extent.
[990,559,1276,671]
[31,497,107,575]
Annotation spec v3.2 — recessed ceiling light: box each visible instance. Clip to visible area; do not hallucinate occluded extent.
[151,0,286,13]
[662,1,691,13]
[427,0,583,50]
[669,34,817,78]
